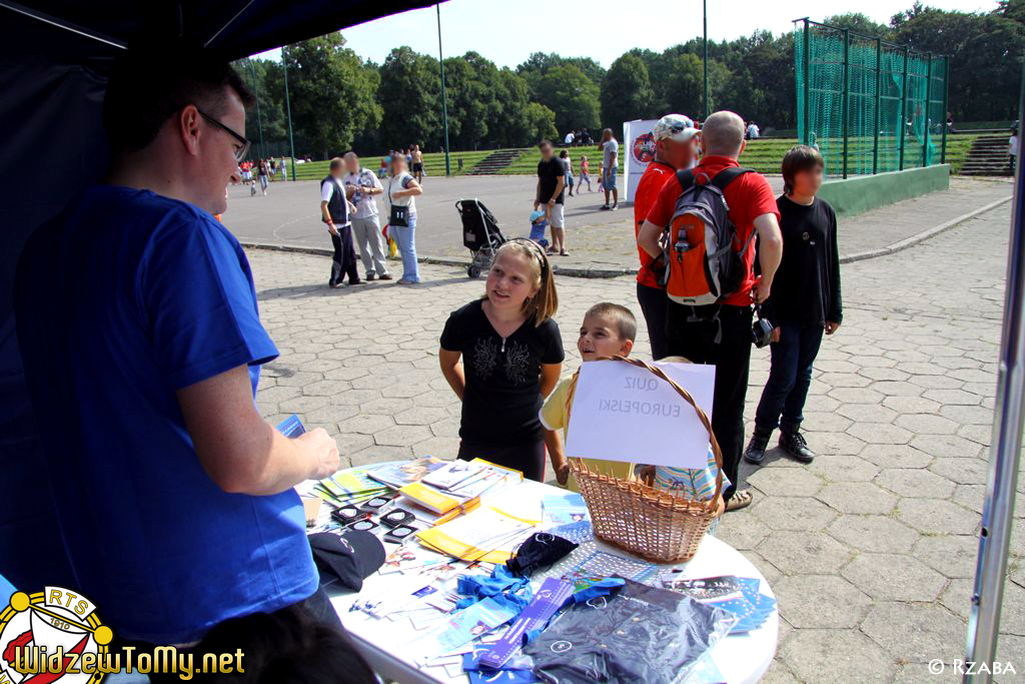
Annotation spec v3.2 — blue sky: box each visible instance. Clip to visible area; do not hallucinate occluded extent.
[255,0,989,67]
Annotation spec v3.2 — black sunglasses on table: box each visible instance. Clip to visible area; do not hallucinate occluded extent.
[197,107,251,162]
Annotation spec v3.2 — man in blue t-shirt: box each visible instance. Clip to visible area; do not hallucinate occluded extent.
[13,43,344,647]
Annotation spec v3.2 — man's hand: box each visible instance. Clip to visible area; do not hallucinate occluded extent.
[825,321,841,335]
[547,198,556,207]
[298,428,341,480]
[533,200,541,210]
[752,275,772,304]
[771,327,781,343]
[327,222,339,237]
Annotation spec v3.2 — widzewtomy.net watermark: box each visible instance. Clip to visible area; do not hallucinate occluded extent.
[11,644,245,680]
[928,660,1018,676]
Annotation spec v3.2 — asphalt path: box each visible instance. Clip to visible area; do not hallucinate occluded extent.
[224,174,643,257]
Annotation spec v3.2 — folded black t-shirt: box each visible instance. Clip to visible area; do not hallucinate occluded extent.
[440,300,564,445]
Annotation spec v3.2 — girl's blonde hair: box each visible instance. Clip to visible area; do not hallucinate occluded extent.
[491,239,558,326]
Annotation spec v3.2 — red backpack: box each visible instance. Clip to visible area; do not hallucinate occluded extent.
[662,167,755,306]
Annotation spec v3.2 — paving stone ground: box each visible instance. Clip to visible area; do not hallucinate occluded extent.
[249,205,1025,683]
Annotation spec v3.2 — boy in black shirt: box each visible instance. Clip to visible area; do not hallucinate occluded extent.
[745,146,842,465]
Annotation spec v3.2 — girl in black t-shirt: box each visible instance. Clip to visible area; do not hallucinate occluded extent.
[439,240,564,481]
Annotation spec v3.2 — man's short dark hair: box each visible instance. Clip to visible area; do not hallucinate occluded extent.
[781,145,824,195]
[329,157,344,172]
[538,139,553,149]
[103,38,254,154]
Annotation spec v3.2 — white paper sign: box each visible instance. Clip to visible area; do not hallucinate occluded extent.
[565,360,715,469]
[622,118,659,202]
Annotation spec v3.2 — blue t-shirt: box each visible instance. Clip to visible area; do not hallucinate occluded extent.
[13,186,318,644]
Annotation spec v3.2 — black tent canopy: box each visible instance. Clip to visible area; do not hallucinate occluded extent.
[0,0,438,590]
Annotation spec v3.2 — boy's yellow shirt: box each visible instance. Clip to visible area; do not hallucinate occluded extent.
[540,375,634,492]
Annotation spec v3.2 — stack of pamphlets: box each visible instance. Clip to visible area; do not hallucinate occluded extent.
[313,468,390,507]
[416,507,537,564]
[399,459,522,520]
[368,457,447,489]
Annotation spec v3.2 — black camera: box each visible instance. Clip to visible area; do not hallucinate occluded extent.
[752,305,774,348]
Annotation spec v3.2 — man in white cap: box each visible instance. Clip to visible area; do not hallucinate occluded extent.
[632,114,700,360]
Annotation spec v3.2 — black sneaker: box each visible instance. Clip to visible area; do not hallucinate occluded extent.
[743,432,770,465]
[366,273,377,282]
[779,431,816,463]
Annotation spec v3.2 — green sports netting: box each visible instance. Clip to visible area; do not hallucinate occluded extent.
[795,20,948,178]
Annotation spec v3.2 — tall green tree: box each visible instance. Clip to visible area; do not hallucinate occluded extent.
[523,102,559,143]
[824,12,890,35]
[284,33,380,160]
[891,6,1025,121]
[533,64,601,134]
[600,54,655,129]
[377,46,441,150]
[233,57,287,156]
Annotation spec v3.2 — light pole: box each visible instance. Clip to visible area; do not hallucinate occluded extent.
[703,0,709,121]
[283,44,297,181]
[437,3,451,176]
[247,58,265,159]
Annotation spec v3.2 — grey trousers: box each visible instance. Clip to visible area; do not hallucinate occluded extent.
[351,215,390,277]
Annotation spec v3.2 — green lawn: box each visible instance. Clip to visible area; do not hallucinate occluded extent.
[285,133,979,180]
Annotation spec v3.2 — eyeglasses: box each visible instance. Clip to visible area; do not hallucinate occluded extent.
[196,108,251,162]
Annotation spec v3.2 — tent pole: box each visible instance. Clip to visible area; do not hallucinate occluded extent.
[963,60,1025,684]
[283,45,297,181]
[0,0,126,49]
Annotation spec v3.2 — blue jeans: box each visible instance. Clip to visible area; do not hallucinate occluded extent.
[391,215,420,283]
[754,323,824,434]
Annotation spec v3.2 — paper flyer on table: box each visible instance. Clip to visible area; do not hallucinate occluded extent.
[416,507,535,563]
[565,360,715,468]
[407,597,518,666]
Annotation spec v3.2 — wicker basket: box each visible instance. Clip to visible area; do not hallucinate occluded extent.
[566,356,723,563]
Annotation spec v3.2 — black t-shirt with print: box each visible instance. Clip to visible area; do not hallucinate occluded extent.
[537,158,566,205]
[441,299,564,445]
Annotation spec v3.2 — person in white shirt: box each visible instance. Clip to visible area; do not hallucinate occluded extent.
[386,153,424,285]
[599,128,619,211]
[746,121,760,140]
[1009,127,1019,174]
[564,131,575,146]
[343,152,392,281]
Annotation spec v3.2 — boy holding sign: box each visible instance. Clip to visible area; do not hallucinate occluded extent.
[541,304,725,518]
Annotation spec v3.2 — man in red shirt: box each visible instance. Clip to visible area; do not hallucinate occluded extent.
[633,114,699,360]
[638,111,783,511]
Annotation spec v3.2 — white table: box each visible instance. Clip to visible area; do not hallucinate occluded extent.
[328,479,777,684]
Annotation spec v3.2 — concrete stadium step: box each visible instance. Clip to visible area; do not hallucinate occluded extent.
[466,150,524,175]
[960,135,1013,177]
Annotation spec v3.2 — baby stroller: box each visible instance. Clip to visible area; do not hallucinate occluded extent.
[456,198,506,278]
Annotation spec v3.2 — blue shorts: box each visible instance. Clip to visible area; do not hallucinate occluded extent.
[602,166,617,190]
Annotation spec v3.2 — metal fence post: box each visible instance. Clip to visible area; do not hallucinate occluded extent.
[873,38,881,175]
[842,28,850,179]
[924,52,932,166]
[941,56,949,165]
[899,46,909,171]
[803,19,811,146]
[283,45,297,181]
